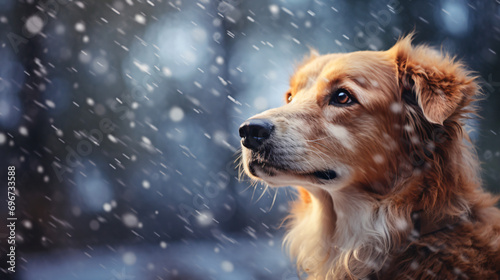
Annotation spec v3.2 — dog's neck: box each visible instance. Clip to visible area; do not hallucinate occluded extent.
[399,134,479,218]
[284,127,486,279]
[285,186,400,279]
[285,140,479,279]
[411,209,466,237]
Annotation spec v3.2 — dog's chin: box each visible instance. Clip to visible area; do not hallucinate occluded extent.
[246,161,339,187]
[252,167,310,187]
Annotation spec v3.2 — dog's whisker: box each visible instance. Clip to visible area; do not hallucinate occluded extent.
[255,184,269,203]
[294,154,317,172]
[303,148,331,170]
[304,135,336,142]
[267,187,279,212]
[250,181,260,201]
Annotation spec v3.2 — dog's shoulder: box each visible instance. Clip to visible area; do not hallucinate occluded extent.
[380,208,500,279]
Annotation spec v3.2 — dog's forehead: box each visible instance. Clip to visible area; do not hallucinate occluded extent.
[291,54,339,90]
[291,51,397,100]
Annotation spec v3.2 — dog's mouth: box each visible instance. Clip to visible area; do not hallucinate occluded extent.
[311,170,338,180]
[248,160,338,182]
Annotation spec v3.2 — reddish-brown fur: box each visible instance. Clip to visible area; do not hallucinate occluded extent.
[240,35,500,279]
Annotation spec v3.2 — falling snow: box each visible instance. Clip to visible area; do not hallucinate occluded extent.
[1,0,499,279]
[24,15,44,34]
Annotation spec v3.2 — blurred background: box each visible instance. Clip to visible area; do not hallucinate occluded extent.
[0,0,499,279]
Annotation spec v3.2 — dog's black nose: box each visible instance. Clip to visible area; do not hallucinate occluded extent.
[239,119,274,150]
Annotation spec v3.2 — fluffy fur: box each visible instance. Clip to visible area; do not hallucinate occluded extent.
[239,35,500,279]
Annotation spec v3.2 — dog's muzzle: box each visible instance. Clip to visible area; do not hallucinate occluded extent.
[239,119,274,150]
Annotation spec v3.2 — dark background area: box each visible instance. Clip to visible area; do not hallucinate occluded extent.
[0,0,499,279]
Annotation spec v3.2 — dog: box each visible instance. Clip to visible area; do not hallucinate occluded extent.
[238,35,500,279]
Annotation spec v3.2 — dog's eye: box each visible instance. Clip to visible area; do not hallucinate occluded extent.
[286,92,293,103]
[330,89,355,106]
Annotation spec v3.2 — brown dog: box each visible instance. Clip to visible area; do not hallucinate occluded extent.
[239,35,500,279]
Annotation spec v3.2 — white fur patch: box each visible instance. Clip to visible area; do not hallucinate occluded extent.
[327,124,354,151]
[285,190,396,279]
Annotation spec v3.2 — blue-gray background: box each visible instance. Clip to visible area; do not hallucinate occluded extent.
[0,0,499,279]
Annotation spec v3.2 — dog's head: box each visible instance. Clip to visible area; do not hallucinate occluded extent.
[239,36,478,195]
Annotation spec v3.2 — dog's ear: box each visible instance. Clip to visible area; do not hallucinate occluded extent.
[389,36,478,125]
